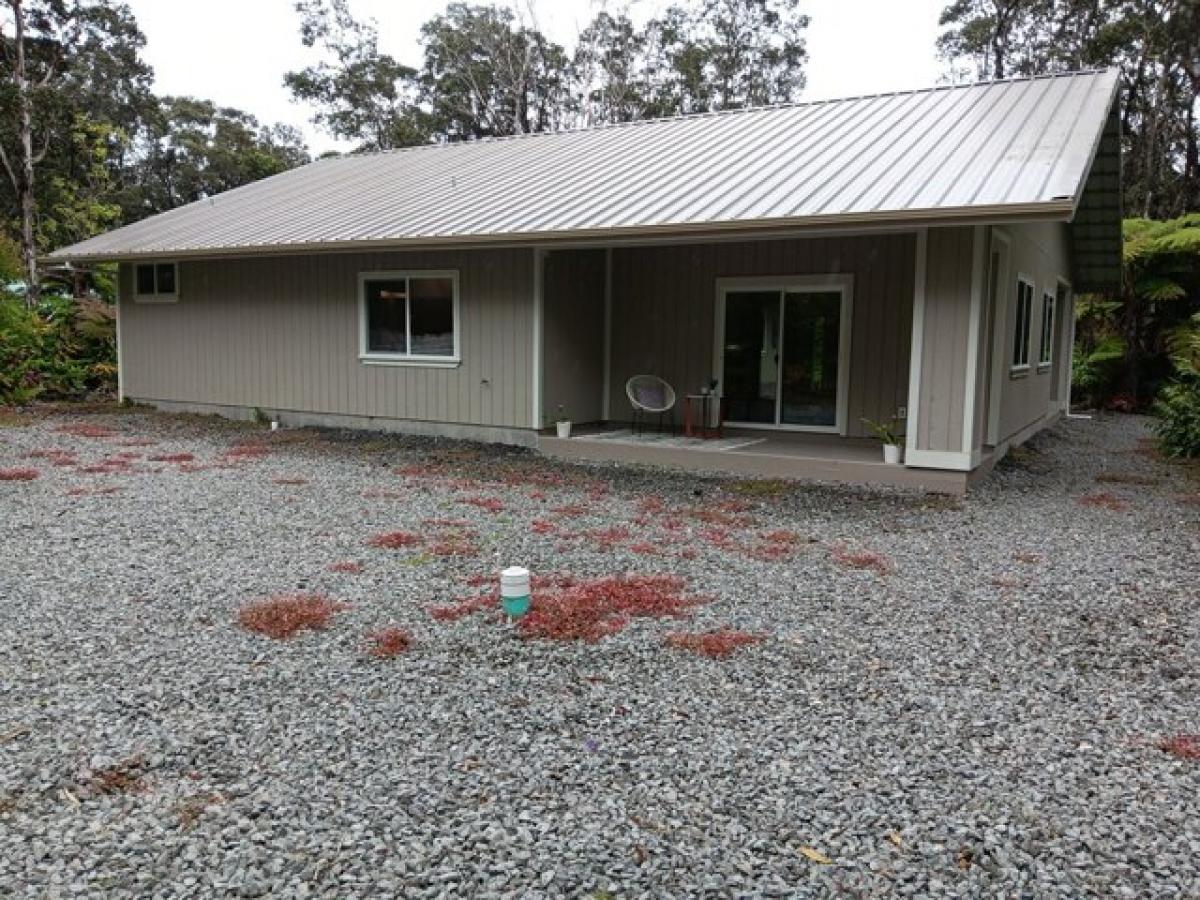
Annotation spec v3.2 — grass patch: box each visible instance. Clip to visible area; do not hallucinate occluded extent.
[237,593,346,639]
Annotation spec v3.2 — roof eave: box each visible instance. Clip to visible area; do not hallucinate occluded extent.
[46,202,1076,265]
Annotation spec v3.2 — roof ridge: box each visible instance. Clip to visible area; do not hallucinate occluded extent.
[330,68,1117,163]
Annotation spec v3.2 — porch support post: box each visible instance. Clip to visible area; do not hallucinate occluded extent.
[904,226,980,473]
[601,247,613,421]
[903,228,927,455]
[115,265,125,403]
[531,247,545,431]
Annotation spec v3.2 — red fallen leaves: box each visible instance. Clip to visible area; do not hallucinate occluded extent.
[665,628,763,658]
[460,496,505,513]
[149,453,195,463]
[327,561,365,574]
[829,543,894,576]
[237,593,346,639]
[271,476,308,485]
[1160,734,1200,760]
[428,594,497,622]
[368,530,423,549]
[517,575,702,642]
[66,485,121,497]
[27,448,77,466]
[1078,491,1131,511]
[364,626,412,658]
[0,467,39,481]
[55,423,117,439]
[223,441,271,460]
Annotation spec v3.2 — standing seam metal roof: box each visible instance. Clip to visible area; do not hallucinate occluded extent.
[49,69,1121,261]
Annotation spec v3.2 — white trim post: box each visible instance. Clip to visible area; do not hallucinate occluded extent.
[115,265,125,403]
[904,228,928,457]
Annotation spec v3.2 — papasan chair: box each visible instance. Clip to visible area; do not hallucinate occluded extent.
[626,375,677,436]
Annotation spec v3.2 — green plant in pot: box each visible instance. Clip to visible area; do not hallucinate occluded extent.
[862,417,905,464]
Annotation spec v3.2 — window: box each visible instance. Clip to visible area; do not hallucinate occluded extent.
[134,262,178,300]
[1038,290,1056,368]
[1011,277,1034,371]
[359,270,459,365]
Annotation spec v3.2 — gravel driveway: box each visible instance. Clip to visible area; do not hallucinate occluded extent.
[1,405,1198,898]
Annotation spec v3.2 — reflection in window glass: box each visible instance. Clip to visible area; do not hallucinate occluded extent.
[408,277,455,356]
[136,264,156,295]
[366,279,409,354]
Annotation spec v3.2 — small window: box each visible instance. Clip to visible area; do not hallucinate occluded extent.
[1011,277,1033,371]
[134,261,178,300]
[360,270,459,365]
[1038,291,1055,367]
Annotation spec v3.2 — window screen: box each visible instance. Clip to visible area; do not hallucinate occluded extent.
[1012,280,1033,368]
[1039,292,1055,365]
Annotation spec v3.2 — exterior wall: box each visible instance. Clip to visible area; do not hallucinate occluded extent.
[992,221,1073,445]
[541,249,606,425]
[913,227,976,455]
[118,248,535,436]
[607,234,915,438]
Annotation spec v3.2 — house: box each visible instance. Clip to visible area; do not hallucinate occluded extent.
[49,70,1122,494]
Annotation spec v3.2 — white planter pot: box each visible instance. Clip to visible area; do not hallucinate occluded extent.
[883,443,902,465]
[556,421,572,439]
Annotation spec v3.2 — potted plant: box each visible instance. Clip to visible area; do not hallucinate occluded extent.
[554,405,571,439]
[862,417,905,464]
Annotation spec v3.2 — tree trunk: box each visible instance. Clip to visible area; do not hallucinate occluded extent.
[3,0,41,308]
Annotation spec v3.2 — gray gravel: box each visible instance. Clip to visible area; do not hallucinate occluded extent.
[1,405,1198,898]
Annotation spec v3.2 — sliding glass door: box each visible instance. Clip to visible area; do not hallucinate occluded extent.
[719,280,850,432]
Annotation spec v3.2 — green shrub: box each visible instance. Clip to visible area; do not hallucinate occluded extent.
[0,292,116,404]
[1152,373,1200,458]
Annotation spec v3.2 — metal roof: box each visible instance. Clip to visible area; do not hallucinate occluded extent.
[50,69,1121,263]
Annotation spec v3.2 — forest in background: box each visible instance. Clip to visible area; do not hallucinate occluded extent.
[0,0,1198,451]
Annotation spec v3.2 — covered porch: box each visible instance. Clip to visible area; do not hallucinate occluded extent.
[538,426,989,493]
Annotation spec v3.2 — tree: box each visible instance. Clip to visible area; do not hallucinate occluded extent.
[284,0,427,150]
[418,3,571,139]
[0,0,152,304]
[124,97,309,216]
[936,0,1200,219]
[572,10,651,126]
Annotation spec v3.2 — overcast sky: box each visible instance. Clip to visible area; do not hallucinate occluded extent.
[125,0,949,155]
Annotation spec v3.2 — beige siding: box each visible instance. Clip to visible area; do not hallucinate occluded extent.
[541,249,606,425]
[607,234,915,437]
[915,227,976,454]
[119,248,534,430]
[994,221,1072,443]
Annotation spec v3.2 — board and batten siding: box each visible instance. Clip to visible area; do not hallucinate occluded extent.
[541,249,606,425]
[118,248,535,435]
[607,234,916,438]
[995,221,1072,444]
[913,227,976,455]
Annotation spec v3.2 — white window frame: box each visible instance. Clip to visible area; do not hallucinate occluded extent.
[713,274,854,435]
[358,269,461,368]
[1010,274,1034,376]
[133,261,179,303]
[1038,289,1055,370]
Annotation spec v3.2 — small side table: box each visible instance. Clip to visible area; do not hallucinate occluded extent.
[683,394,723,439]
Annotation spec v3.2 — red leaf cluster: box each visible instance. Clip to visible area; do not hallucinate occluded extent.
[1160,734,1200,760]
[460,495,505,513]
[665,628,762,658]
[1078,491,1130,511]
[237,593,346,639]
[149,453,195,463]
[55,423,116,439]
[428,594,496,622]
[368,530,423,549]
[517,574,701,642]
[327,560,365,574]
[27,448,77,467]
[365,626,412,658]
[272,476,308,485]
[0,467,39,481]
[829,543,894,575]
